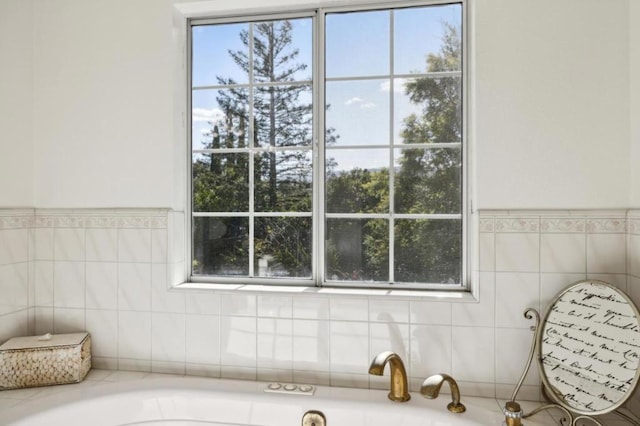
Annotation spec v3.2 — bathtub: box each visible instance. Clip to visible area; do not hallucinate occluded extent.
[0,375,528,426]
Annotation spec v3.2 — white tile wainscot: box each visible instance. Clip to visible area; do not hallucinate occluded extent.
[0,209,34,343]
[0,208,639,412]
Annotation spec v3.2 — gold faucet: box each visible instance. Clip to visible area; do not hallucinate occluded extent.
[368,351,411,402]
[420,374,466,413]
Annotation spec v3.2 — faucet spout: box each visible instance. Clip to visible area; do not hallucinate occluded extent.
[420,374,466,413]
[368,351,410,402]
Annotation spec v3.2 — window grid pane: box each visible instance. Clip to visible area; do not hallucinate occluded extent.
[324,3,463,285]
[191,17,314,280]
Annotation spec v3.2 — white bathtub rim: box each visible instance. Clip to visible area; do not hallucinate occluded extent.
[0,375,508,426]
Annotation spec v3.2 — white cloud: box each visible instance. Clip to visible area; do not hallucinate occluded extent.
[345,97,364,105]
[379,79,406,94]
[345,97,375,109]
[192,107,224,123]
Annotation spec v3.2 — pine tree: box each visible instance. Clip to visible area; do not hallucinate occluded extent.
[193,19,315,276]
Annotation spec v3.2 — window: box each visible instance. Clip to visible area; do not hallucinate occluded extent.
[189,1,466,290]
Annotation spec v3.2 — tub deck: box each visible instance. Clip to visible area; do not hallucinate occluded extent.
[0,370,561,425]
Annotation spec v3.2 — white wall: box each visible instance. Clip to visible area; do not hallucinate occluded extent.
[33,0,176,208]
[631,0,640,207]
[0,0,34,207]
[474,0,630,209]
[27,0,634,210]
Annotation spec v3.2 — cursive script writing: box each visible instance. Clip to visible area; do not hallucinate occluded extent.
[540,282,640,412]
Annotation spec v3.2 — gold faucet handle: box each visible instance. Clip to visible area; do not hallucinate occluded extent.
[503,401,523,426]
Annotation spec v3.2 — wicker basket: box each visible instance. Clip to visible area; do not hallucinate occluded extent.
[0,332,91,390]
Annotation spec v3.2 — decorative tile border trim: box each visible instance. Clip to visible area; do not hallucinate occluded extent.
[494,217,539,233]
[540,218,585,233]
[33,209,169,229]
[478,217,494,233]
[586,218,627,234]
[0,215,34,230]
[477,211,634,235]
[118,216,168,229]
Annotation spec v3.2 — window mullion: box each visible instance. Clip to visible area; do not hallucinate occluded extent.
[248,22,256,278]
[316,9,326,286]
[388,9,395,284]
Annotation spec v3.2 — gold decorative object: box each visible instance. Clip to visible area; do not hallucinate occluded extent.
[503,401,523,426]
[0,332,91,390]
[301,410,326,426]
[368,351,410,402]
[420,373,466,413]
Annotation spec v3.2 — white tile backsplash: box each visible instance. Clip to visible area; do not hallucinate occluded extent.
[292,296,329,319]
[220,316,257,368]
[409,300,452,325]
[86,262,118,310]
[151,264,184,313]
[369,299,409,323]
[3,207,640,402]
[185,291,220,315]
[257,295,292,318]
[494,327,539,386]
[85,228,118,262]
[185,314,221,365]
[587,232,627,274]
[34,228,54,260]
[257,318,292,369]
[54,228,85,261]
[53,307,85,333]
[118,228,152,263]
[0,229,29,264]
[53,261,85,308]
[330,321,368,374]
[85,309,118,358]
[118,262,151,311]
[452,326,495,383]
[118,310,152,360]
[540,233,586,273]
[410,324,451,377]
[151,312,186,363]
[292,319,330,372]
[221,294,257,317]
[34,260,54,307]
[495,232,540,272]
[329,297,368,321]
[495,272,540,328]
[370,321,409,363]
[452,271,495,327]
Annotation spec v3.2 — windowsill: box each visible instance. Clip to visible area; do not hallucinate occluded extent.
[173,281,479,302]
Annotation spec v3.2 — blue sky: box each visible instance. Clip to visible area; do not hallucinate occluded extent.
[191,4,461,171]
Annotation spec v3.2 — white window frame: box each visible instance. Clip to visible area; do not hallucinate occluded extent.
[186,0,471,292]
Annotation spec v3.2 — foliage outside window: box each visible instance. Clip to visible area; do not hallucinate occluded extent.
[190,2,465,289]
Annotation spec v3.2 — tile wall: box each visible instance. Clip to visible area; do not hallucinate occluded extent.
[1,208,639,407]
[0,210,34,343]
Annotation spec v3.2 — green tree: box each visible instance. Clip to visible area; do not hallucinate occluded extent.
[193,19,316,277]
[325,169,389,281]
[394,22,463,283]
[324,22,462,284]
